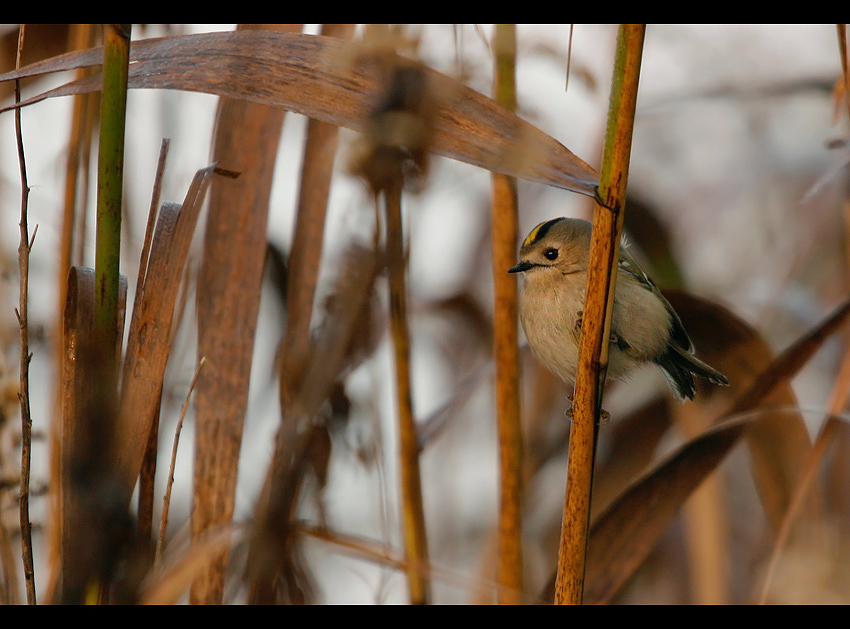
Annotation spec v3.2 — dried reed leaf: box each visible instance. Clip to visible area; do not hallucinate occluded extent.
[667,290,821,530]
[582,416,750,605]
[566,293,850,604]
[0,30,599,196]
[59,266,129,603]
[591,398,672,520]
[191,24,298,606]
[116,165,216,498]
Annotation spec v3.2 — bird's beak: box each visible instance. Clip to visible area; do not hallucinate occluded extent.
[508,261,533,274]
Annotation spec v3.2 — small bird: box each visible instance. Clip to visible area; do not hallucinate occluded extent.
[508,217,728,401]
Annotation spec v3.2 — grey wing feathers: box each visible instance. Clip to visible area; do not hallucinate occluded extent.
[619,253,692,350]
[618,246,729,400]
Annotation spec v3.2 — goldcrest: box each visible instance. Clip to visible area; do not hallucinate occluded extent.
[508,217,728,401]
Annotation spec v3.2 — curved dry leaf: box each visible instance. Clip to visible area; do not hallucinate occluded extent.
[117,166,216,499]
[663,290,795,405]
[0,30,598,196]
[665,290,811,530]
[581,416,751,605]
[591,397,672,521]
[570,293,850,604]
[191,25,297,603]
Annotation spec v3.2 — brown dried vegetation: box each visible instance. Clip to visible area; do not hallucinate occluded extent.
[0,24,849,604]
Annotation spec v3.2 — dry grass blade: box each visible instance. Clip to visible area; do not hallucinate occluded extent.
[0,30,598,196]
[297,523,521,602]
[116,165,216,500]
[567,292,850,604]
[135,138,170,546]
[190,23,299,605]
[580,416,750,605]
[157,357,206,566]
[665,290,811,531]
[58,266,129,604]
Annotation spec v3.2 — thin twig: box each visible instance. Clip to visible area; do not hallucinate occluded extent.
[296,523,538,603]
[14,24,37,606]
[157,357,206,566]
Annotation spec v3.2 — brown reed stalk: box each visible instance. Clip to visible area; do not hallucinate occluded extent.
[13,24,37,606]
[554,24,645,605]
[190,24,299,604]
[280,22,356,406]
[490,23,523,604]
[385,181,431,605]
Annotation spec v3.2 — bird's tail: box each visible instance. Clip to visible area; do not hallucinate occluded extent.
[656,344,729,402]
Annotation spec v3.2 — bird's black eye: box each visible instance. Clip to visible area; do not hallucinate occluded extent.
[543,248,558,261]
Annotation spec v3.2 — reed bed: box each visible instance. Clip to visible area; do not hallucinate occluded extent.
[0,24,848,604]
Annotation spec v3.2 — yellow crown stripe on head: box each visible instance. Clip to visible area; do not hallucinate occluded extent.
[522,222,546,248]
[522,218,560,248]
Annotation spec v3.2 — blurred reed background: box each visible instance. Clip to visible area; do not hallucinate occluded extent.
[0,24,848,604]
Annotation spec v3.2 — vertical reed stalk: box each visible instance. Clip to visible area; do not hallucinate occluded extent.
[280,22,355,402]
[554,24,645,605]
[191,24,297,604]
[491,23,523,604]
[94,23,130,404]
[385,182,431,604]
